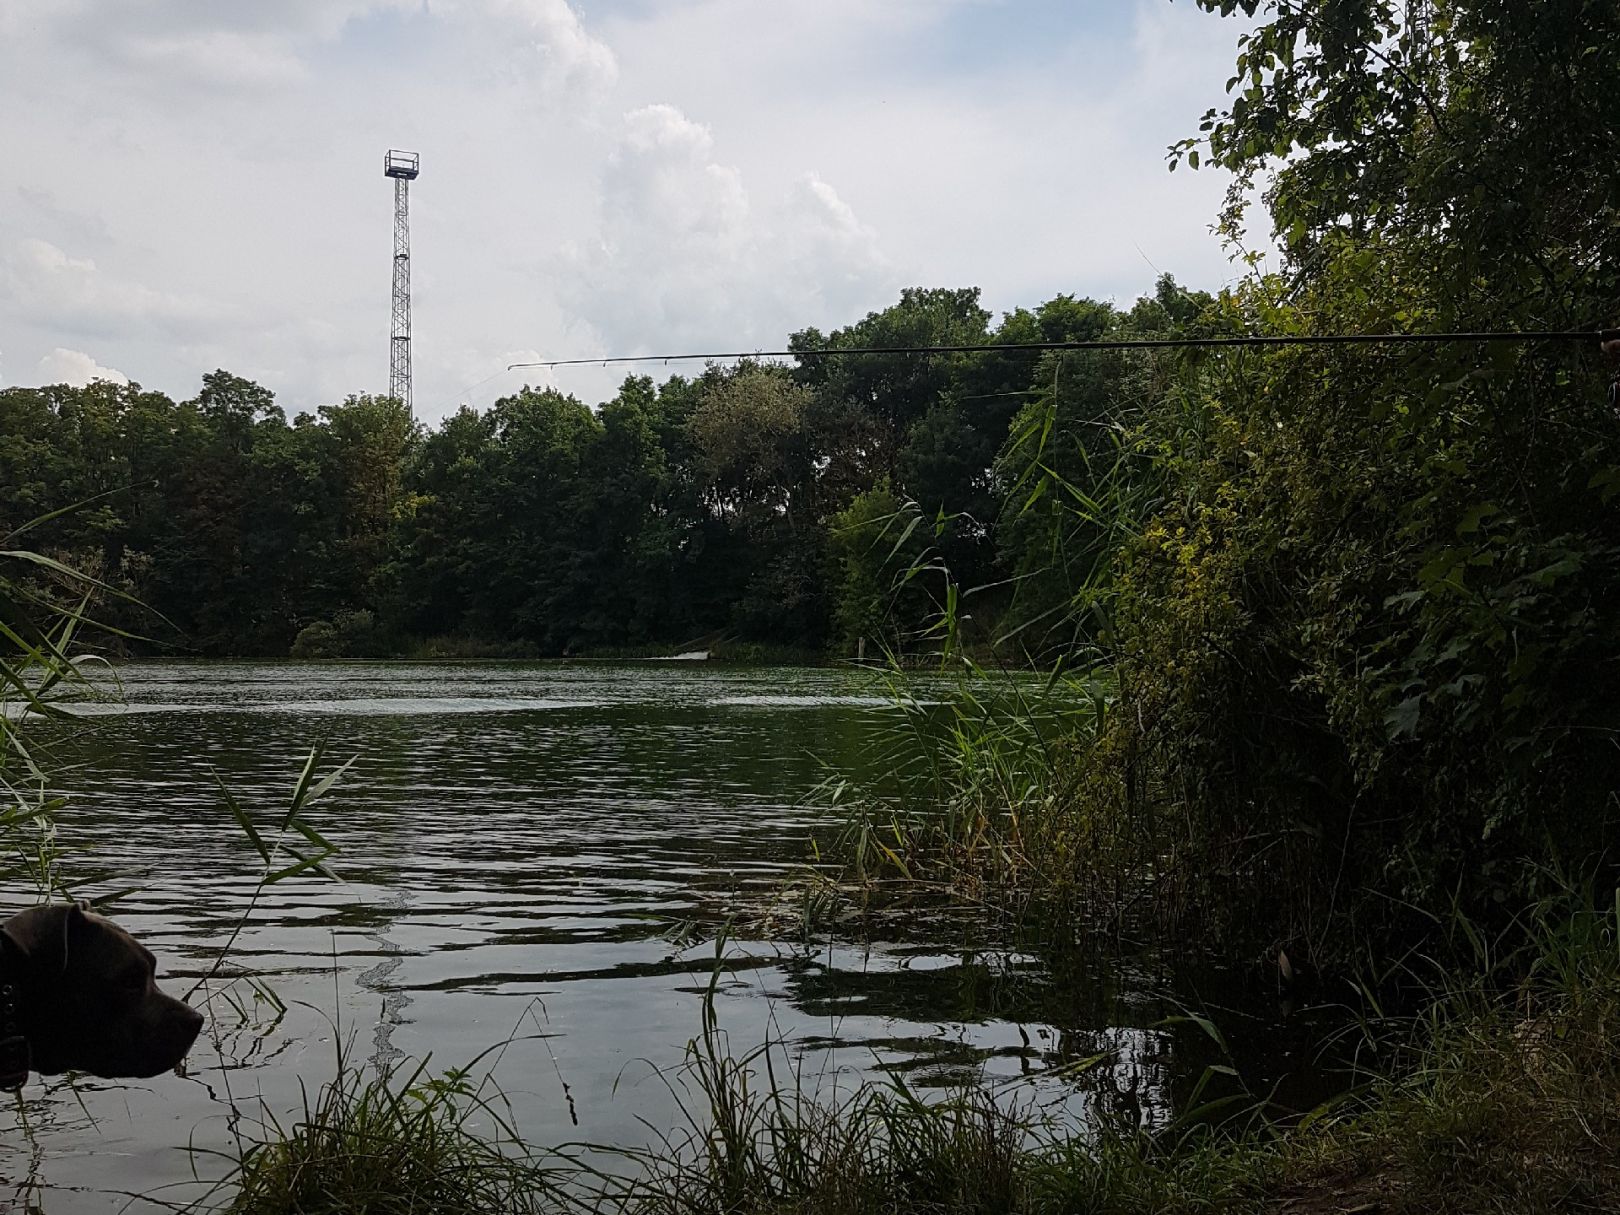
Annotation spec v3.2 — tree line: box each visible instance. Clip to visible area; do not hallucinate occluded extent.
[0,278,1207,659]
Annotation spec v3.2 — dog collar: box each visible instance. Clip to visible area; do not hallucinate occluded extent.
[0,933,30,1090]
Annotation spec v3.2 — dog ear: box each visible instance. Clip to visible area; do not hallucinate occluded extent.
[0,905,74,975]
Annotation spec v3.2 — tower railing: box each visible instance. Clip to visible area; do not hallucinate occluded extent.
[384,149,420,180]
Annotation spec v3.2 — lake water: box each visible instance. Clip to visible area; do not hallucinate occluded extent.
[0,661,1297,1213]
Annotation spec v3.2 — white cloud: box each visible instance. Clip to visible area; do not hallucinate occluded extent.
[0,0,410,91]
[115,29,310,89]
[2,238,228,342]
[0,0,1261,417]
[475,0,619,97]
[558,104,894,355]
[34,347,129,387]
[1,0,614,96]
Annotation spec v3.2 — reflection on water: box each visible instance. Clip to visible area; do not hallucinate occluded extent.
[0,661,1287,1213]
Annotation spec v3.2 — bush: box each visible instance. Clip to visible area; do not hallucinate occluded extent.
[1066,265,1620,955]
[828,481,936,656]
[290,609,388,659]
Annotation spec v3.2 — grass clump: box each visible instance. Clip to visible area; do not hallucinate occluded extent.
[607,1086,1265,1215]
[814,656,1110,928]
[1270,894,1620,1214]
[220,1007,1620,1215]
[1283,1012,1620,1213]
[216,1052,567,1215]
[547,959,1268,1215]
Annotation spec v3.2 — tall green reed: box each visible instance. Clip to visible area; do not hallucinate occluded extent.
[0,519,139,898]
[206,1036,572,1215]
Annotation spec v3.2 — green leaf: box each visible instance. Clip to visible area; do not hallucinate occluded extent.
[1385,696,1423,739]
[216,772,271,864]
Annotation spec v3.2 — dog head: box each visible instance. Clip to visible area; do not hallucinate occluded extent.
[0,903,204,1081]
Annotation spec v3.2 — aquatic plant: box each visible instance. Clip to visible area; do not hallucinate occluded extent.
[207,1043,570,1215]
[0,517,132,898]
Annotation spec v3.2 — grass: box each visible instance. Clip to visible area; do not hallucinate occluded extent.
[1265,890,1620,1214]
[212,955,1271,1215]
[813,655,1108,926]
[1275,1013,1620,1213]
[210,888,1620,1215]
[207,1047,571,1215]
[598,933,1618,1214]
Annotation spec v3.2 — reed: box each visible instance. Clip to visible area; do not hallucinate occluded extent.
[590,962,1264,1215]
[813,655,1110,930]
[207,1043,572,1215]
[0,529,134,898]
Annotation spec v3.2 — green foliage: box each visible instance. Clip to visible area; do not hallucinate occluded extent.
[7,285,1201,661]
[218,1047,565,1215]
[1176,0,1620,336]
[1070,0,1620,953]
[290,610,387,660]
[993,278,1214,660]
[808,5,1620,965]
[0,377,415,655]
[827,481,934,654]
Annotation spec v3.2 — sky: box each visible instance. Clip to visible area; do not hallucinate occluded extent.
[0,0,1260,424]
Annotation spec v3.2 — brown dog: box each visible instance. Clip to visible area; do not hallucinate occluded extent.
[0,903,203,1085]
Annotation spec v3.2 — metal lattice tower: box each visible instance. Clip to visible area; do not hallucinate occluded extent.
[383,149,420,415]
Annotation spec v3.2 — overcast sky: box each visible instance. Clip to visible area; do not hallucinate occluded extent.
[0,0,1258,424]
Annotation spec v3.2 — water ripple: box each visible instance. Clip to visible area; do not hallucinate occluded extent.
[0,660,1212,1213]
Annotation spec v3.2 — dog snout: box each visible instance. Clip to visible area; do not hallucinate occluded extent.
[138,992,205,1076]
[171,998,204,1054]
[178,1001,204,1044]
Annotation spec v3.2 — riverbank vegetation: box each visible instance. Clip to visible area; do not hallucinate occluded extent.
[7,0,1620,1210]
[790,0,1620,1205]
[830,0,1620,959]
[215,889,1620,1215]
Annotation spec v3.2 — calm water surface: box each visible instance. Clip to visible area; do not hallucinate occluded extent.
[0,661,1284,1213]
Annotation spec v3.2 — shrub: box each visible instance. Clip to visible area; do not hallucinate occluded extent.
[290,609,387,659]
[1069,266,1620,954]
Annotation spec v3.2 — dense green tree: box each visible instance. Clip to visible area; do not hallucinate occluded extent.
[688,365,812,525]
[381,404,498,639]
[1062,0,1620,951]
[1178,0,1618,334]
[993,279,1211,656]
[792,287,992,478]
[828,481,934,656]
[3,279,1216,661]
[683,364,828,643]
